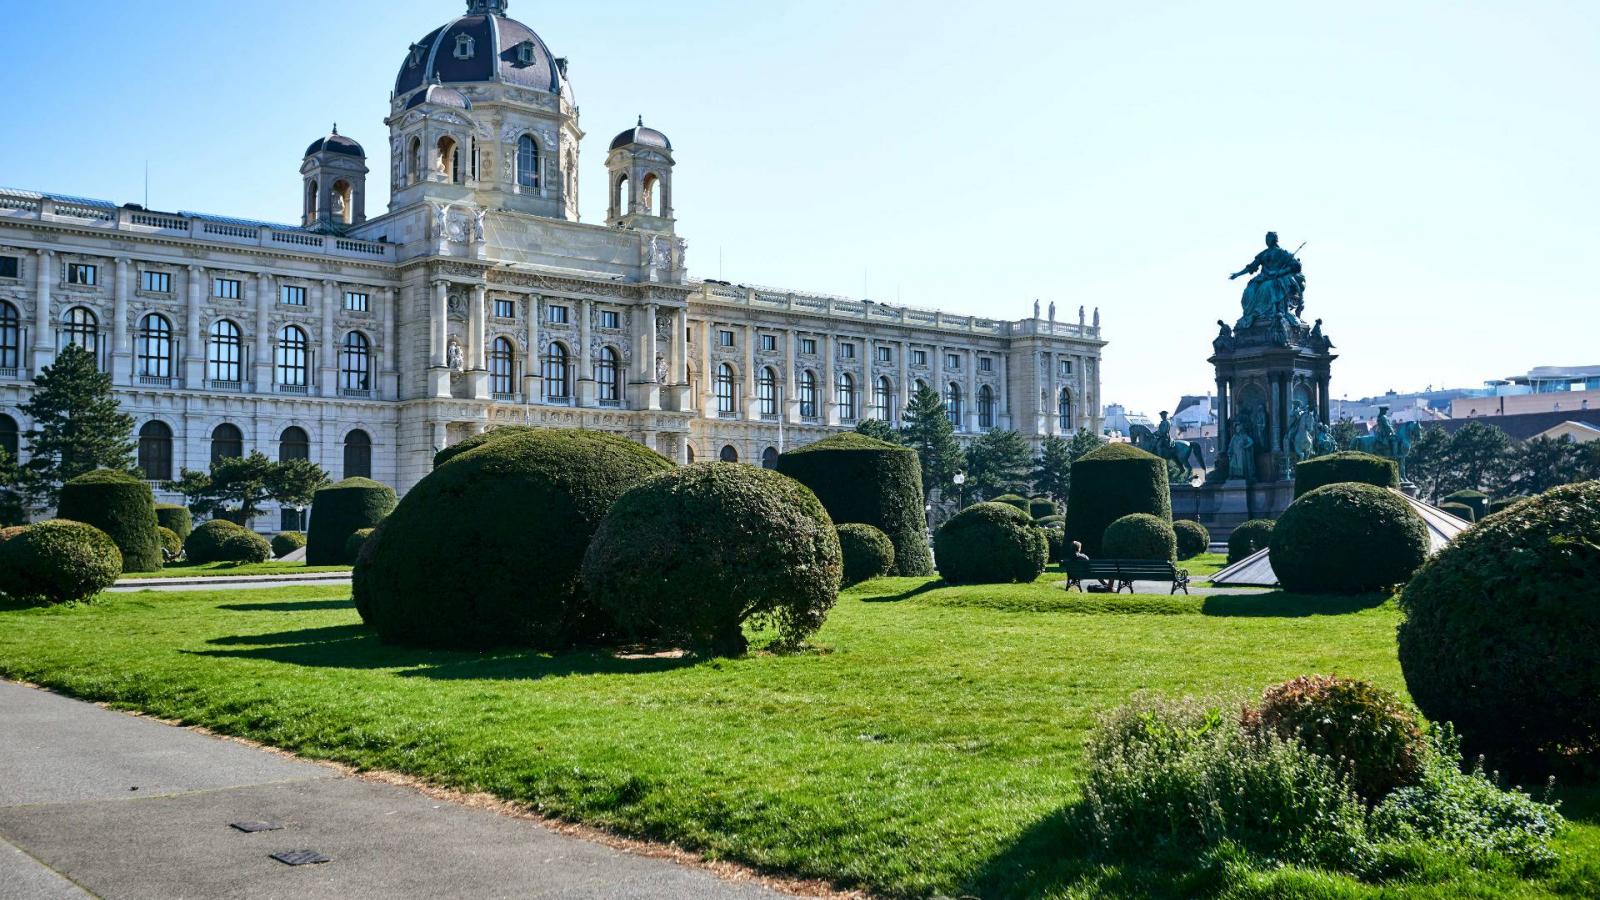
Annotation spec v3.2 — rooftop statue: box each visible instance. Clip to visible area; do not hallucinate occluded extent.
[1229,232,1305,328]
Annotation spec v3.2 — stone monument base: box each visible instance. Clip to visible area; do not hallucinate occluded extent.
[1171,480,1298,542]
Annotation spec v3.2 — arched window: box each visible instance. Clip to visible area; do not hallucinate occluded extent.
[945,383,963,428]
[339,331,371,392]
[596,346,620,403]
[542,342,571,401]
[306,179,319,219]
[757,367,778,416]
[873,377,893,422]
[489,337,515,396]
[715,363,737,414]
[614,174,630,216]
[136,314,173,380]
[0,413,20,460]
[642,173,660,217]
[685,444,697,464]
[0,301,18,371]
[437,137,460,183]
[331,180,352,225]
[344,429,372,479]
[408,138,422,184]
[720,444,739,463]
[62,306,98,354]
[207,319,242,383]
[762,447,779,469]
[137,420,173,481]
[276,325,309,387]
[279,426,310,462]
[210,423,244,464]
[837,372,857,421]
[979,385,996,430]
[1058,388,1074,430]
[517,134,540,189]
[798,370,818,418]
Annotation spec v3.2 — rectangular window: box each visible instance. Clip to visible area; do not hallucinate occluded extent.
[213,278,241,299]
[979,357,993,373]
[1059,360,1072,375]
[912,349,927,366]
[66,263,97,286]
[760,334,777,352]
[685,327,693,344]
[800,338,816,355]
[548,305,569,324]
[876,346,892,363]
[947,353,961,370]
[0,256,18,279]
[718,329,734,347]
[345,291,371,312]
[140,271,170,293]
[840,342,855,359]
[280,285,307,306]
[493,298,516,319]
[600,310,619,329]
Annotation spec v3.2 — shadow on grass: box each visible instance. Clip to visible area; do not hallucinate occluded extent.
[217,599,353,613]
[1201,591,1390,618]
[857,581,943,603]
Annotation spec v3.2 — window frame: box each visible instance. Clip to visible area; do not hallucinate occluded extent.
[837,372,857,420]
[136,420,174,482]
[542,342,572,400]
[489,337,516,396]
[65,263,97,286]
[493,298,516,320]
[280,284,307,307]
[547,305,569,325]
[0,300,22,370]
[757,366,778,415]
[344,291,370,312]
[596,346,621,402]
[136,313,174,379]
[715,363,738,414]
[339,331,371,392]
[275,325,310,387]
[213,277,241,300]
[599,310,620,329]
[139,270,171,294]
[798,370,818,418]
[207,319,243,383]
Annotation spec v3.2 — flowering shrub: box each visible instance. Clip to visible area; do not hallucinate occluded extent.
[1252,675,1425,803]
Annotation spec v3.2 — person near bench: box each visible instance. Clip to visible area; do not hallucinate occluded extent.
[1072,541,1115,592]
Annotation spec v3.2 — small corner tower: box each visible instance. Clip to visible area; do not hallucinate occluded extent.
[606,117,675,232]
[301,125,369,232]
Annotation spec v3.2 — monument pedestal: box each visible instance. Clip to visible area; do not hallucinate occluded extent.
[1172,480,1298,542]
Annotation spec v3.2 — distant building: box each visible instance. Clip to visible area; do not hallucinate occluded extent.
[1452,388,1600,419]
[1535,421,1600,444]
[1171,393,1215,432]
[1101,403,1152,439]
[1437,408,1600,441]
[1488,365,1600,394]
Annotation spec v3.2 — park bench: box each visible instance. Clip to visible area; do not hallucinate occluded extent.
[1063,558,1191,595]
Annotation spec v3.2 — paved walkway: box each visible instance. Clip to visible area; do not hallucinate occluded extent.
[110,573,351,593]
[0,682,783,899]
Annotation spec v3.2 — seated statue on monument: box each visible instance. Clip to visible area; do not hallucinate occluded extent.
[1229,232,1305,328]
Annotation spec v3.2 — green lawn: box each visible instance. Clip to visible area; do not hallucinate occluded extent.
[0,573,1593,898]
[119,561,353,579]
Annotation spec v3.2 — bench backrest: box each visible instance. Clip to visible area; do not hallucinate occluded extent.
[1066,558,1178,578]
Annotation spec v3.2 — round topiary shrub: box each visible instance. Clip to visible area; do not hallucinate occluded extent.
[363,429,675,650]
[155,504,193,542]
[991,494,1031,514]
[1036,514,1065,528]
[55,470,162,572]
[219,529,272,564]
[271,531,306,558]
[935,502,1049,585]
[1398,480,1600,768]
[1442,489,1490,519]
[306,478,397,566]
[156,526,183,560]
[4,520,122,604]
[837,523,895,586]
[0,525,32,599]
[185,519,271,564]
[1251,675,1426,803]
[1041,524,1066,564]
[776,433,931,576]
[1102,513,1177,561]
[1065,443,1171,557]
[1173,519,1210,560]
[583,464,842,656]
[350,520,385,625]
[433,425,539,469]
[1227,519,1275,563]
[1439,501,1475,522]
[343,527,375,565]
[1270,483,1429,594]
[1293,451,1399,499]
[1029,497,1060,520]
[1487,497,1521,518]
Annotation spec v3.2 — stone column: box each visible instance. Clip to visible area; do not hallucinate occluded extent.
[32,249,54,371]
[576,298,594,406]
[1216,375,1230,453]
[181,266,205,387]
[1317,374,1332,425]
[110,257,131,385]
[698,319,713,416]
[253,273,273,390]
[381,287,398,399]
[1046,351,1058,437]
[467,284,489,400]
[318,280,337,397]
[783,327,798,423]
[428,280,451,399]
[964,348,978,433]
[822,333,838,426]
[743,323,759,421]
[668,306,688,411]
[1001,353,1012,431]
[525,295,541,400]
[642,302,661,411]
[897,339,910,426]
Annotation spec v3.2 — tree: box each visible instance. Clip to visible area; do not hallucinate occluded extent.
[1331,416,1360,451]
[1446,422,1513,495]
[166,452,329,525]
[17,345,136,509]
[899,384,963,502]
[1582,441,1600,481]
[963,429,1033,502]
[1032,430,1104,502]
[1505,436,1584,495]
[0,450,26,526]
[854,419,900,444]
[1404,425,1453,502]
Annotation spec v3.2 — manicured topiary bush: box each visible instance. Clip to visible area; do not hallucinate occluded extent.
[1251,675,1426,803]
[350,520,385,625]
[155,504,193,542]
[306,477,397,566]
[1293,451,1399,498]
[1270,483,1429,594]
[3,520,122,604]
[837,523,895,586]
[1065,443,1170,557]
[1040,524,1066,564]
[1036,514,1064,528]
[776,433,931,576]
[185,519,271,564]
[343,527,375,565]
[991,494,1031,514]
[935,502,1048,585]
[1487,497,1521,517]
[363,429,675,650]
[1102,513,1177,561]
[0,525,31,598]
[1442,489,1489,520]
[1398,480,1600,769]
[1440,502,1475,522]
[432,425,538,468]
[156,525,183,560]
[583,464,842,655]
[1227,519,1275,563]
[1172,519,1210,560]
[271,531,306,558]
[1028,497,1060,520]
[55,470,162,572]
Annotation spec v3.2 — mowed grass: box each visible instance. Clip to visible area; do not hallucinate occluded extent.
[0,573,1594,898]
[118,560,353,579]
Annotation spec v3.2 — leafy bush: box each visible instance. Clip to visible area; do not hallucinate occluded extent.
[156,525,183,560]
[1065,443,1170,557]
[837,523,895,586]
[1270,483,1429,594]
[1028,497,1059,520]
[185,519,271,564]
[1440,501,1475,522]
[1398,480,1600,769]
[777,433,931,576]
[991,493,1030,514]
[1172,519,1210,560]
[1101,513,1176,561]
[2,520,122,604]
[934,502,1048,584]
[363,429,674,650]
[343,527,375,565]
[0,525,33,598]
[1442,489,1490,519]
[1251,675,1425,803]
[1487,497,1521,517]
[55,470,162,572]
[432,425,538,469]
[155,503,193,542]
[350,520,385,624]
[583,463,841,656]
[306,477,396,566]
[1041,525,1066,564]
[1036,514,1064,528]
[1227,519,1275,563]
[271,531,306,558]
[1293,451,1399,498]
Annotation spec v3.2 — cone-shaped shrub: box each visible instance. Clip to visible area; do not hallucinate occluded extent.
[1065,443,1170,557]
[56,470,162,572]
[1103,513,1177,561]
[306,477,396,566]
[777,433,931,576]
[935,501,1048,584]
[1270,483,1428,594]
[1173,519,1210,560]
[1293,451,1399,498]
[837,523,895,586]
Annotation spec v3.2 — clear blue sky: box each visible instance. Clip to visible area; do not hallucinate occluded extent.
[5,1,1596,416]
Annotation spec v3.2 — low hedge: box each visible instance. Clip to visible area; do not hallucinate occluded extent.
[837,523,895,586]
[156,526,183,560]
[991,494,1031,514]
[2,519,122,604]
[1293,451,1399,498]
[1102,513,1177,561]
[1227,519,1275,563]
[1487,497,1521,517]
[776,433,931,576]
[1066,443,1170,557]
[1172,519,1210,560]
[1029,497,1060,520]
[1442,489,1489,519]
[1440,502,1475,522]
[343,528,375,565]
[155,504,193,542]
[1252,675,1426,804]
[55,470,162,572]
[271,531,307,558]
[935,502,1048,584]
[306,477,396,566]
[1036,514,1065,528]
[186,519,272,564]
[1270,483,1429,594]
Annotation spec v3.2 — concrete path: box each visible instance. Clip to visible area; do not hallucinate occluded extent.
[110,573,351,593]
[0,682,784,899]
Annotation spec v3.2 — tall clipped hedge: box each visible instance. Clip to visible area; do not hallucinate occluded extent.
[1270,483,1429,594]
[56,470,162,572]
[362,429,674,650]
[1440,502,1475,522]
[306,477,397,565]
[776,433,931,576]
[1293,451,1399,498]
[155,504,193,542]
[934,501,1048,584]
[1065,443,1170,557]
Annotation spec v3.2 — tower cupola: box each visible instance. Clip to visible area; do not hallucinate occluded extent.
[301,124,368,232]
[606,117,675,232]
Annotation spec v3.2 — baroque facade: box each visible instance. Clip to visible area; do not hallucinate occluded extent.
[0,0,1104,525]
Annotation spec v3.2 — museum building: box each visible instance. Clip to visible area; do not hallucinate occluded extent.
[0,0,1105,529]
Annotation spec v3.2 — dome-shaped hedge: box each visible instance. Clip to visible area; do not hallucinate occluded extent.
[1292,451,1399,498]
[55,470,162,572]
[1439,501,1475,522]
[433,425,538,469]
[0,525,33,599]
[351,520,386,624]
[776,433,931,576]
[271,531,306,558]
[1270,483,1428,594]
[1036,514,1065,528]
[156,526,183,560]
[935,502,1048,584]
[1102,513,1177,561]
[1397,481,1600,767]
[991,494,1031,514]
[1441,489,1490,520]
[185,519,272,564]
[306,477,396,565]
[1227,519,1275,563]
[1487,497,1521,518]
[3,520,122,604]
[1041,525,1066,564]
[1065,443,1170,557]
[155,504,193,542]
[1029,497,1060,520]
[837,523,895,586]
[583,463,842,656]
[1172,519,1210,560]
[363,429,674,650]
[343,528,375,565]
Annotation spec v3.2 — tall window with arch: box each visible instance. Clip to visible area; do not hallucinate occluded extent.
[0,301,19,371]
[715,363,737,414]
[408,137,422,185]
[542,342,571,401]
[0,413,18,460]
[339,332,371,392]
[437,136,460,183]
[136,314,173,380]
[517,134,540,189]
[137,421,173,481]
[344,430,373,479]
[62,306,98,356]
[837,372,857,421]
[1058,388,1074,431]
[210,423,244,464]
[596,346,620,403]
[331,180,353,225]
[945,383,963,428]
[798,370,818,418]
[276,325,309,387]
[979,385,996,430]
[489,337,515,397]
[757,367,778,416]
[642,173,660,217]
[279,426,310,462]
[207,320,242,383]
[762,447,779,469]
[614,174,629,216]
[305,179,319,219]
[873,376,893,422]
[719,444,739,463]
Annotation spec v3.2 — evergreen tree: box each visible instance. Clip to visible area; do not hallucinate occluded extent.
[899,384,963,502]
[1331,416,1360,451]
[1505,436,1584,495]
[166,452,329,525]
[854,418,901,444]
[1404,425,1453,502]
[0,449,26,526]
[18,345,136,508]
[963,429,1033,502]
[1031,436,1074,500]
[1446,422,1513,495]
